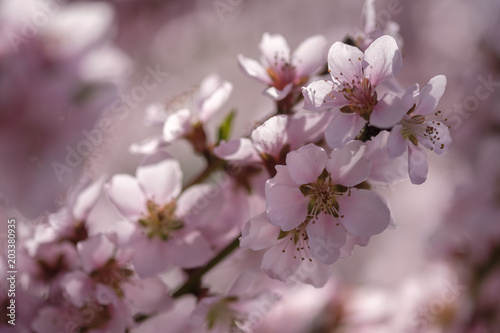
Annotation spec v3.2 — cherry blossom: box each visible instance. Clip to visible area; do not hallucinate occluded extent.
[130,74,232,154]
[387,75,450,184]
[302,35,403,148]
[106,151,213,277]
[241,142,390,286]
[238,33,327,102]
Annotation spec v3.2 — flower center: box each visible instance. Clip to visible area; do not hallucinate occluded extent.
[339,78,378,120]
[299,169,350,219]
[401,107,449,151]
[138,200,184,241]
[90,259,134,298]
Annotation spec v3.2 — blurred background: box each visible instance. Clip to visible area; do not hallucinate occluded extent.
[1,0,500,331]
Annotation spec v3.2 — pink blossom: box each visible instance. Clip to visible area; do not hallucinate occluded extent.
[106,151,213,277]
[387,75,451,184]
[130,74,232,154]
[238,33,327,101]
[302,35,403,148]
[62,234,172,318]
[241,142,390,286]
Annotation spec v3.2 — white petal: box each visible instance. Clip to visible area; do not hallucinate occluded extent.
[251,115,289,158]
[263,83,293,101]
[364,35,402,86]
[196,74,233,122]
[414,75,447,116]
[106,174,146,220]
[328,41,365,84]
[259,33,291,69]
[237,54,272,84]
[294,35,328,77]
[302,80,343,111]
[137,152,182,205]
[162,108,192,142]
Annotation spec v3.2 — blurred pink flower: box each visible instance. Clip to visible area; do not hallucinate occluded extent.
[130,74,232,154]
[106,151,213,277]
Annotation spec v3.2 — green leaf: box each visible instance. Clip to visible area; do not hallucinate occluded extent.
[217,109,236,144]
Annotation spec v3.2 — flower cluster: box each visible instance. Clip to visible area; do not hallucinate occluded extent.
[3,1,478,332]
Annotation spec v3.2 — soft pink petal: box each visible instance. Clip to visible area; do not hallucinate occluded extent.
[387,124,407,158]
[414,75,447,116]
[196,74,233,122]
[369,92,405,128]
[213,138,261,163]
[339,234,371,258]
[259,33,291,69]
[291,260,332,287]
[365,131,408,185]
[251,115,288,158]
[286,144,328,185]
[124,277,172,314]
[266,186,308,231]
[401,83,419,111]
[364,35,402,86]
[294,35,328,77]
[129,136,167,155]
[77,234,115,272]
[106,174,146,220]
[306,213,346,264]
[325,113,366,149]
[264,83,293,101]
[162,108,192,142]
[237,54,272,84]
[137,151,182,205]
[287,112,333,150]
[72,177,104,221]
[337,189,390,236]
[132,237,171,277]
[175,183,224,224]
[170,231,213,268]
[240,212,281,251]
[408,144,428,185]
[327,141,371,186]
[261,242,301,282]
[328,41,364,84]
[61,271,93,307]
[302,80,343,111]
[266,165,298,194]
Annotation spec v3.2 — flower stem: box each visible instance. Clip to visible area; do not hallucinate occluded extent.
[172,235,241,299]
